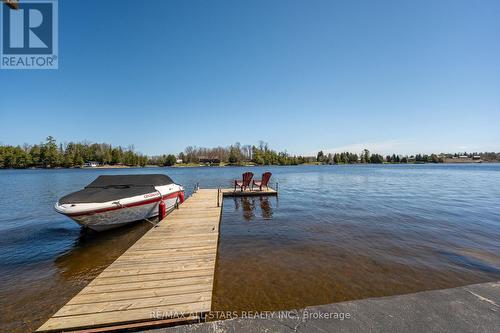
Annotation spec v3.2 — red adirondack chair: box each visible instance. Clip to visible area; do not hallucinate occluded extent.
[252,172,272,191]
[234,172,253,191]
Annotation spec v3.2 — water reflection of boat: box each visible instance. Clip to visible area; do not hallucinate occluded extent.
[55,174,184,231]
[233,196,274,221]
[55,222,151,281]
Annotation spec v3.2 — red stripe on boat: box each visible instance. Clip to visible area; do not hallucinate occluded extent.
[66,191,183,217]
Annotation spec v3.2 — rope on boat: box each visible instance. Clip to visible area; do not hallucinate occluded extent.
[144,217,157,227]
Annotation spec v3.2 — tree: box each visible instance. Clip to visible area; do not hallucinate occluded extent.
[72,149,83,166]
[178,152,186,163]
[360,153,366,163]
[16,147,32,168]
[327,153,333,164]
[341,152,349,164]
[164,154,177,166]
[363,149,370,164]
[316,150,324,163]
[41,136,60,167]
[228,147,239,164]
[242,144,252,160]
[111,147,123,164]
[370,154,384,164]
[184,146,198,163]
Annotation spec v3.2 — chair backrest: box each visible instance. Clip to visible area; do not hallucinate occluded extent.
[242,172,253,186]
[261,172,272,186]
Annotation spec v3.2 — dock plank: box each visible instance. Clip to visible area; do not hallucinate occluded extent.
[88,269,214,286]
[38,302,211,332]
[37,189,221,332]
[82,276,213,294]
[53,291,213,317]
[67,284,214,305]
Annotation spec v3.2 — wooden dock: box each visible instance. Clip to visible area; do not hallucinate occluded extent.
[221,187,277,197]
[38,186,278,332]
[38,189,222,332]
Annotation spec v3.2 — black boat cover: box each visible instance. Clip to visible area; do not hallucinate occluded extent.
[59,174,174,204]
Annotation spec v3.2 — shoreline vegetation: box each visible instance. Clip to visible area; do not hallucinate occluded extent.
[0,136,499,169]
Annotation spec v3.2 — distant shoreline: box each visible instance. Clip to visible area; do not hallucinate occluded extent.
[2,137,499,169]
[0,161,497,170]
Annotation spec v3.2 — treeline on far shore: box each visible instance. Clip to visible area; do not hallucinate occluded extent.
[315,150,500,164]
[1,137,499,169]
[0,136,149,169]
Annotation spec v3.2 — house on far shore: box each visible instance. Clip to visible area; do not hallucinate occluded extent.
[176,158,183,164]
[444,155,482,163]
[83,161,99,168]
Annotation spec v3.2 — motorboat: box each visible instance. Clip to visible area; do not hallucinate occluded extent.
[55,174,184,231]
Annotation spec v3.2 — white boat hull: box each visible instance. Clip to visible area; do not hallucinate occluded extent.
[55,184,184,231]
[70,196,179,231]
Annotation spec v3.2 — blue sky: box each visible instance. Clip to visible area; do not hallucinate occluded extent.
[1,0,499,156]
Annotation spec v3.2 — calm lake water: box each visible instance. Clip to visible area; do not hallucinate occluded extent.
[1,165,500,332]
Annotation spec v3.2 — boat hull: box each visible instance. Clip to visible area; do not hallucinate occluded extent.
[69,195,179,231]
[55,182,184,231]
